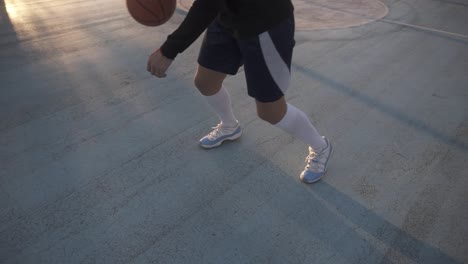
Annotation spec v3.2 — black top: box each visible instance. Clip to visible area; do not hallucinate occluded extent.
[160,0,294,60]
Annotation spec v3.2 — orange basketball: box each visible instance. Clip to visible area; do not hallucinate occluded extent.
[126,0,177,27]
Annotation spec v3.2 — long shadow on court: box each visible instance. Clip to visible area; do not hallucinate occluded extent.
[0,0,22,71]
[203,139,462,264]
[310,182,462,263]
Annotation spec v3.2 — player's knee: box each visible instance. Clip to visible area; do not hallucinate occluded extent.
[257,110,278,125]
[194,75,218,96]
[193,75,207,93]
[256,98,286,125]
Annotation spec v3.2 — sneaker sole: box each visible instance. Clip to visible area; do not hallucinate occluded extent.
[200,130,242,149]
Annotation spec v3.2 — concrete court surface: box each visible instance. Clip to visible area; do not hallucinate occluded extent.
[0,0,467,263]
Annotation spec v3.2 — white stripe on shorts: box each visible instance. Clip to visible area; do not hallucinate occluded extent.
[259,32,291,93]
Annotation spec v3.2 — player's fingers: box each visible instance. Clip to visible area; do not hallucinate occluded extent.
[152,66,164,78]
[156,67,164,78]
[159,70,167,78]
[151,66,158,77]
[157,65,167,77]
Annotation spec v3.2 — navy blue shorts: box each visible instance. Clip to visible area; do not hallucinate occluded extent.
[198,16,295,103]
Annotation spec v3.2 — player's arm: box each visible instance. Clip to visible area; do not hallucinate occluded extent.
[161,0,222,59]
[147,0,222,78]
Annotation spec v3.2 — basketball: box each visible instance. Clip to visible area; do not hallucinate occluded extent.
[126,0,177,27]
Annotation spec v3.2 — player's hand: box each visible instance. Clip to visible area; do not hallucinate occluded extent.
[147,49,173,78]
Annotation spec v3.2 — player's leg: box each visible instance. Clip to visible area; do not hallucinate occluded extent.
[256,97,332,183]
[196,20,243,148]
[194,64,225,96]
[194,65,237,127]
[255,96,287,125]
[240,15,333,183]
[255,97,328,160]
[256,96,322,152]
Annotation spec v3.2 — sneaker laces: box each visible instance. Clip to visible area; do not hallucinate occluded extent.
[305,147,326,171]
[207,123,223,140]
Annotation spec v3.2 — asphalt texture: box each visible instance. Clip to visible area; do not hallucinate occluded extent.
[1,0,467,263]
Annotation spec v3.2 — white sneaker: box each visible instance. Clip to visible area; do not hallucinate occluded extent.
[199,122,242,149]
[300,137,334,183]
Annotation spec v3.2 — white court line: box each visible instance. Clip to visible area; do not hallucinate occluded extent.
[305,1,468,39]
[376,18,468,39]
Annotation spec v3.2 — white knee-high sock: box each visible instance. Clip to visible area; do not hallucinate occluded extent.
[276,103,326,151]
[204,86,238,127]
